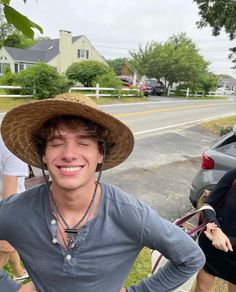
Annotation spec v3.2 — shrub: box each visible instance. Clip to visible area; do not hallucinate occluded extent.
[66,60,112,87]
[92,72,122,89]
[17,63,71,99]
[0,67,18,86]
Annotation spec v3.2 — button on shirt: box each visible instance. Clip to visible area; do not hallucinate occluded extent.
[0,183,205,292]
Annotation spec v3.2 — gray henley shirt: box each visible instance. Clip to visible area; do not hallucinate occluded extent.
[0,182,205,291]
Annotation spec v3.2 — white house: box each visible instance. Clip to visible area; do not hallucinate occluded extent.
[0,30,107,75]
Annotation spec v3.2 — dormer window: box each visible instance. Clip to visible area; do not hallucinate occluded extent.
[78,49,89,59]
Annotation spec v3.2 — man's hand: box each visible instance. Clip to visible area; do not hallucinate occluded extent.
[18,282,37,292]
[120,288,126,292]
[204,224,233,252]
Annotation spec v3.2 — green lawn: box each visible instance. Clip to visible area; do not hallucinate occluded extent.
[0,96,149,112]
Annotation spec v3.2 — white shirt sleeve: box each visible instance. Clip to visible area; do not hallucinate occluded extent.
[0,136,29,194]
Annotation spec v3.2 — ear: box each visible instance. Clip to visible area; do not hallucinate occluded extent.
[42,154,47,164]
[98,153,103,164]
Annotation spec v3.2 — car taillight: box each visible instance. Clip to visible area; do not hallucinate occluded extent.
[201,153,215,169]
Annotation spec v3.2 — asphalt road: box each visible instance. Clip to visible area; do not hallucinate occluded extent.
[102,124,219,221]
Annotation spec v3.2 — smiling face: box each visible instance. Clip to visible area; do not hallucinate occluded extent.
[43,124,103,192]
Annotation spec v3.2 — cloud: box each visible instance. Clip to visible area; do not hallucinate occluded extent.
[10,0,236,77]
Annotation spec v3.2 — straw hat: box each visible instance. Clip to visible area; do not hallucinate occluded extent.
[1,93,134,170]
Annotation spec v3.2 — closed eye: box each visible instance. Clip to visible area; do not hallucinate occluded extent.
[49,139,64,147]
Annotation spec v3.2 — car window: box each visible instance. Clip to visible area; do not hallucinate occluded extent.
[217,142,236,158]
[217,134,236,148]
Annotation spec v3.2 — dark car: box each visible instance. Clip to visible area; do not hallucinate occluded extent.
[189,125,236,208]
[143,79,165,96]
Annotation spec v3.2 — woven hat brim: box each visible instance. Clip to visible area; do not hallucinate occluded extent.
[1,99,134,170]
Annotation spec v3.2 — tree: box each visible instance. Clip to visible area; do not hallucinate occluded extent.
[0,0,43,39]
[106,58,131,76]
[130,33,210,88]
[194,0,236,67]
[66,61,112,87]
[2,31,36,47]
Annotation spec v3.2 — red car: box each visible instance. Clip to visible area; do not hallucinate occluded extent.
[116,76,133,89]
[138,82,153,96]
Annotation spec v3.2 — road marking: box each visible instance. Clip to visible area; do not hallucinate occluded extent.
[133,113,236,136]
[114,102,236,117]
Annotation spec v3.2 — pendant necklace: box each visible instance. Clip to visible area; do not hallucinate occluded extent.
[49,181,99,250]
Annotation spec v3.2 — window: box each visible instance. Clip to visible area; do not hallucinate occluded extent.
[14,63,18,73]
[0,63,10,74]
[77,49,89,59]
[14,62,33,73]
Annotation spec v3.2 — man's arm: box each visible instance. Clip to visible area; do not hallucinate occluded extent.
[126,208,205,291]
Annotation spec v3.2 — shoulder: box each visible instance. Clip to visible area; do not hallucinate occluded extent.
[0,184,47,214]
[101,182,149,211]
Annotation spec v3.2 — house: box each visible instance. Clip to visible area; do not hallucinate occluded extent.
[0,30,107,75]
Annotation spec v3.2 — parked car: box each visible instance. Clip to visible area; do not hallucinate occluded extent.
[189,124,236,208]
[116,76,133,89]
[142,79,165,96]
[138,82,153,96]
[116,76,151,96]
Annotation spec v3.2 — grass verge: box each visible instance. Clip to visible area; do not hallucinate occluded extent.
[0,96,148,112]
[200,115,236,135]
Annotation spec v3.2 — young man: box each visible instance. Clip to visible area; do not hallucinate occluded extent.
[0,136,29,283]
[0,93,205,292]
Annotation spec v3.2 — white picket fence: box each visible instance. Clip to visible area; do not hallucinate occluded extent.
[69,83,139,99]
[0,85,33,98]
[167,87,234,98]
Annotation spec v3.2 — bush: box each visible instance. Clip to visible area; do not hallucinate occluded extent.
[0,67,18,85]
[66,60,112,87]
[17,63,71,99]
[92,72,122,89]
[0,67,20,95]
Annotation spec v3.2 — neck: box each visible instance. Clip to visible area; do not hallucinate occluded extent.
[50,181,101,228]
[50,180,98,212]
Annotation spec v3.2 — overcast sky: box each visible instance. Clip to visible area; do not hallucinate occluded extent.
[11,0,236,78]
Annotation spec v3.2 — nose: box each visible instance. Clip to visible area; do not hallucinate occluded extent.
[62,142,77,161]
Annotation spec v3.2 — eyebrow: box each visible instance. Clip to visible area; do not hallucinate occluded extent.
[47,133,95,142]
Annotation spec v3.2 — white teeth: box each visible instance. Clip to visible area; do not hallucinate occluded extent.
[61,167,81,172]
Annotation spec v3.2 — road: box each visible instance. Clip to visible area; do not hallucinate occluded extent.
[100,96,236,220]
[1,96,236,220]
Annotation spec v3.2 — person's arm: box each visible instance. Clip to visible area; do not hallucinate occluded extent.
[202,168,236,226]
[126,208,205,292]
[2,175,18,197]
[204,223,233,252]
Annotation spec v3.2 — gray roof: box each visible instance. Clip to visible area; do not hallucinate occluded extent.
[30,36,81,62]
[4,35,82,63]
[4,46,46,63]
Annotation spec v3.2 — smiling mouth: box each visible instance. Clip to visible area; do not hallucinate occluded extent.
[60,166,83,172]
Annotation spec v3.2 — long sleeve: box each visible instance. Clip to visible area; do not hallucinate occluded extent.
[127,208,205,292]
[202,168,236,227]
